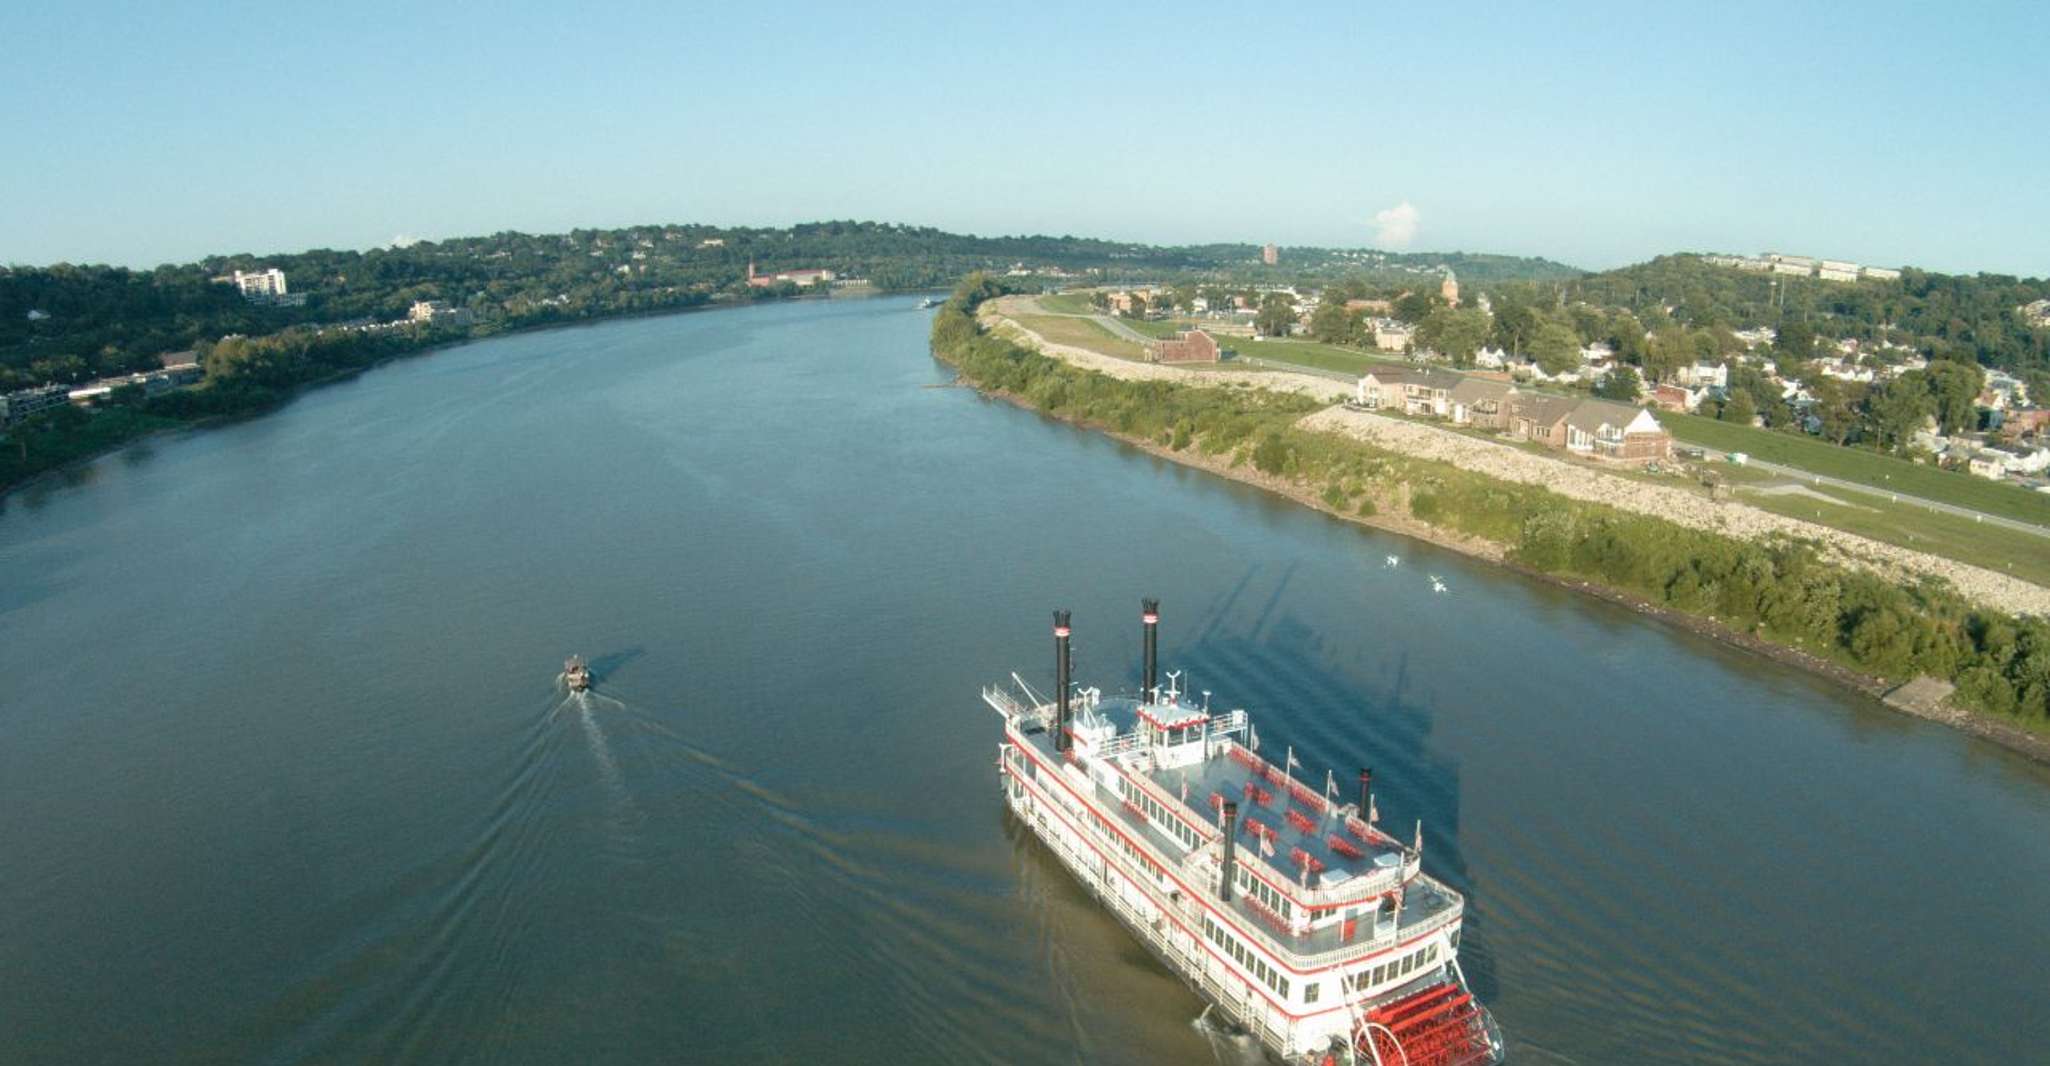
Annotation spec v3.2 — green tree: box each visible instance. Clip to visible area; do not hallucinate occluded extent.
[1721,389,1758,426]
[1255,293,1297,337]
[1775,320,1817,363]
[1529,319,1581,376]
[1392,290,1441,324]
[1309,302,1363,345]
[1923,359,1984,433]
[1593,367,1641,402]
[1865,378,1932,451]
[1417,308,1491,368]
[1809,377,1858,444]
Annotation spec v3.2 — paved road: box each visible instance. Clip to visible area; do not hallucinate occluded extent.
[1706,449,2050,539]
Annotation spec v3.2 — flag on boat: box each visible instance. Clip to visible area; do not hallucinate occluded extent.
[1248,724,1260,752]
[1285,746,1301,772]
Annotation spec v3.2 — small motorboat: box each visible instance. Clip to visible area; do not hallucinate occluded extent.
[564,655,592,692]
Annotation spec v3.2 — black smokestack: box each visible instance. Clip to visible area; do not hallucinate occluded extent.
[1220,801,1238,901]
[1141,598,1159,702]
[1054,610,1072,752]
[1359,767,1373,817]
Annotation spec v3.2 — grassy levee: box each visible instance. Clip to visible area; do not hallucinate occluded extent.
[1228,336,1403,377]
[1115,317,1180,339]
[935,273,2050,738]
[1035,292,1099,315]
[1740,488,2050,588]
[1665,412,2050,526]
[1006,314,1148,360]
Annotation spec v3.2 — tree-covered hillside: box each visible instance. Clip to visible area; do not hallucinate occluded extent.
[0,221,1578,390]
[1563,254,2050,374]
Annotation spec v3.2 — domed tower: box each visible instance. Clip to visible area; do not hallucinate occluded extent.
[1441,272,1460,308]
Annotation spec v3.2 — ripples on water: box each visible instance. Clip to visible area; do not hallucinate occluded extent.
[2,297,2047,1064]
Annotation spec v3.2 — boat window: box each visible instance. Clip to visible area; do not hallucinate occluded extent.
[1304,982,1319,1004]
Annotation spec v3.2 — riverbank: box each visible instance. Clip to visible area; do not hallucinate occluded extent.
[966,380,2050,766]
[988,296,2050,616]
[0,288,890,503]
[939,278,2050,765]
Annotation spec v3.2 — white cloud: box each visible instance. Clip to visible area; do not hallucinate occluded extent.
[1371,201,1420,248]
[389,234,422,249]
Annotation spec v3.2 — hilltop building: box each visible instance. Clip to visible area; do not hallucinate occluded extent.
[1440,273,1459,308]
[1261,243,1278,265]
[213,268,290,302]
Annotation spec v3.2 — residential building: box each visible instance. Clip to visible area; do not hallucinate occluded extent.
[1505,394,1579,448]
[408,300,474,326]
[1372,320,1414,352]
[213,268,290,302]
[746,262,835,288]
[1447,377,1515,428]
[1652,383,1705,413]
[1153,329,1219,364]
[1262,243,1278,265]
[1679,362,1728,390]
[1998,408,2049,441]
[158,350,203,385]
[1771,260,1813,278]
[1818,265,1859,282]
[1862,266,1901,281]
[2,383,71,426]
[1354,367,1463,416]
[1562,399,1672,460]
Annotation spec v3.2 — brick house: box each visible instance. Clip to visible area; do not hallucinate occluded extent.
[1447,378,1516,429]
[1562,399,1672,460]
[1506,394,1579,448]
[1153,329,1220,364]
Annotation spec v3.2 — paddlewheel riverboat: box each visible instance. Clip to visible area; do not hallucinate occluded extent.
[987,601,1504,1066]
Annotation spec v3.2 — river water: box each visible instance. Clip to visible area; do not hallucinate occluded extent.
[2,295,2046,1064]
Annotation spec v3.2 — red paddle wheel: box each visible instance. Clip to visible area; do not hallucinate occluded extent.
[1358,980,1498,1066]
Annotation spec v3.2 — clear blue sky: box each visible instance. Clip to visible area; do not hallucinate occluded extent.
[5,1,2045,276]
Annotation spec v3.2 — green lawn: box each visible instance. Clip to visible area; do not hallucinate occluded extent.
[1663,411,2050,526]
[1229,336,1404,378]
[1116,317,1181,339]
[1008,314,1148,360]
[1035,293,1099,315]
[1739,485,2050,587]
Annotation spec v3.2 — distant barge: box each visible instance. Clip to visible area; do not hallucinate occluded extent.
[985,601,1502,1066]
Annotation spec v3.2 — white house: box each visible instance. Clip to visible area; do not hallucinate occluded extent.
[1679,363,1728,389]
